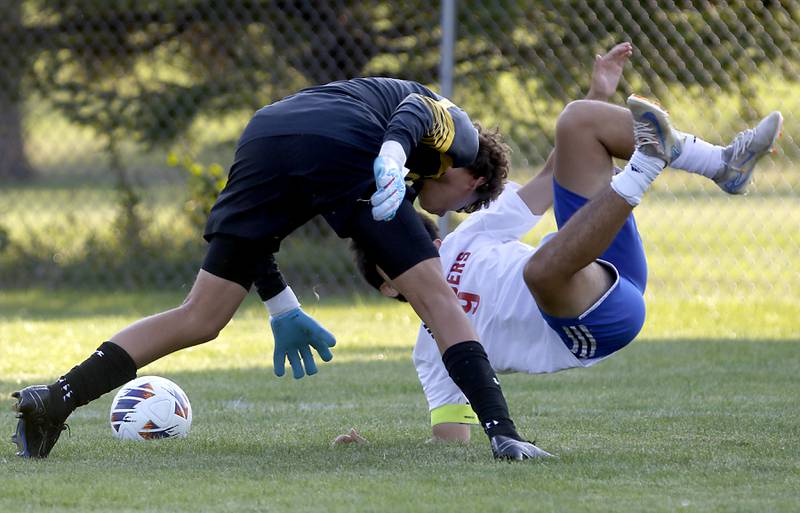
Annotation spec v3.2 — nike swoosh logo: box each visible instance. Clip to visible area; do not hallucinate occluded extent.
[642,111,665,147]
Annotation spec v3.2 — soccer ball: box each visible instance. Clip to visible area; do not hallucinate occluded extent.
[109,376,192,440]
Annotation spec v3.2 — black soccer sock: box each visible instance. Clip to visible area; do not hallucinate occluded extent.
[442,340,521,440]
[47,341,137,423]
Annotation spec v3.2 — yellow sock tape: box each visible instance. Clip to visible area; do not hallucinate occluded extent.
[430,403,478,426]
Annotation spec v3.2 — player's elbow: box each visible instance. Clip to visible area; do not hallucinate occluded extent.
[450,108,479,166]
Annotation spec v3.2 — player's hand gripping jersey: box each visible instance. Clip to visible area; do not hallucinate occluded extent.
[412,184,616,419]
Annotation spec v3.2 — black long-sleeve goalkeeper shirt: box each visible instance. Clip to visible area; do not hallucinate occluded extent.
[239,77,479,180]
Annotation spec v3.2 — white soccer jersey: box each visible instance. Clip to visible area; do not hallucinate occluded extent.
[412,182,601,412]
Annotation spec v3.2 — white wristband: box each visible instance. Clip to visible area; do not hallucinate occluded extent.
[264,286,300,317]
[379,140,408,167]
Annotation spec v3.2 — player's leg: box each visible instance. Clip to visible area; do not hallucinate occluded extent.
[393,261,479,346]
[524,99,649,317]
[345,199,478,352]
[522,96,679,365]
[672,111,783,194]
[346,199,548,460]
[111,232,301,367]
[394,258,550,458]
[550,99,636,200]
[551,99,782,198]
[10,135,316,459]
[326,134,545,458]
[11,275,246,459]
[525,187,638,318]
[10,235,266,459]
[526,96,783,318]
[111,270,248,367]
[525,94,782,364]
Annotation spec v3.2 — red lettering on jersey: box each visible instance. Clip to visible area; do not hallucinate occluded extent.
[449,262,465,274]
[447,274,461,286]
[457,291,480,314]
[445,251,480,314]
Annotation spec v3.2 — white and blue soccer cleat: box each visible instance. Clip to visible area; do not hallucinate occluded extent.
[715,111,783,195]
[626,94,682,166]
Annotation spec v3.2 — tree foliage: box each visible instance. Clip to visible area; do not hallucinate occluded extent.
[2,1,798,155]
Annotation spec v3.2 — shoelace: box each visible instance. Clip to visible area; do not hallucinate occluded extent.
[633,120,663,150]
[727,128,756,166]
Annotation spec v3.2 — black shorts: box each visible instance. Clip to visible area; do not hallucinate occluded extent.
[204,134,377,244]
[202,199,438,288]
[201,234,276,291]
[203,134,438,285]
[343,197,439,280]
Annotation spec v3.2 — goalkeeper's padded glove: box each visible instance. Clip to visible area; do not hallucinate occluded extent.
[370,155,408,221]
[270,307,336,379]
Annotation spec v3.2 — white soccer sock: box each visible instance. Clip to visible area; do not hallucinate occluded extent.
[610,151,666,206]
[670,131,724,179]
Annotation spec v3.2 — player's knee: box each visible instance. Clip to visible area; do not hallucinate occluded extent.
[523,251,560,294]
[179,301,227,343]
[556,100,594,141]
[195,326,222,344]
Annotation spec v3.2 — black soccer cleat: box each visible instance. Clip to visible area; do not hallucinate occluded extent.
[11,385,68,459]
[490,435,553,461]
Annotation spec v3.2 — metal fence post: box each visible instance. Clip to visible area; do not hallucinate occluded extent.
[438,0,456,238]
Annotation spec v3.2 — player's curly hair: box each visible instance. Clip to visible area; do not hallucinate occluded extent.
[463,123,510,213]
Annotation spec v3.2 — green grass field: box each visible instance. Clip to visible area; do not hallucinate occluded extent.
[1,43,798,512]
[2,88,799,511]
[1,290,798,513]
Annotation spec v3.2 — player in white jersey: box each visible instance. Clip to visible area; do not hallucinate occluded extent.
[350,43,783,449]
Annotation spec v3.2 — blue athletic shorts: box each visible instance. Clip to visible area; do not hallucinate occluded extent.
[539,179,648,360]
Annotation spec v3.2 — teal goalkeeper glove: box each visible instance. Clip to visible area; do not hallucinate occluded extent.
[270,307,336,379]
[269,307,336,379]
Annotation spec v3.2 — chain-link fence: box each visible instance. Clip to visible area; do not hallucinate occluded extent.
[0,1,797,305]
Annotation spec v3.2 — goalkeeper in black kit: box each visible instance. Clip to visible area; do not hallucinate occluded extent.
[12,78,546,461]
